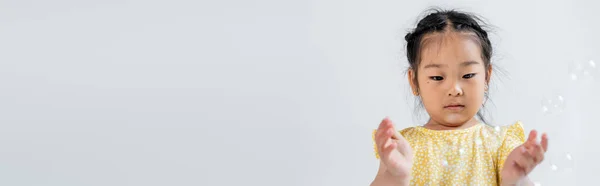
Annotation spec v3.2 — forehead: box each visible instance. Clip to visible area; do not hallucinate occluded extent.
[418,31,483,67]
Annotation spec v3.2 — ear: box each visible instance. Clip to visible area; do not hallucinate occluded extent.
[485,64,492,89]
[408,69,418,96]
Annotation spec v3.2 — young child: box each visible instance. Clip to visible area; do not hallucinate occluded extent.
[371,9,548,186]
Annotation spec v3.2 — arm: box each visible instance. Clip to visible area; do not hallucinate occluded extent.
[370,161,410,186]
[500,177,534,186]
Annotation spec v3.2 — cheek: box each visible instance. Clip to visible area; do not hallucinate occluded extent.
[418,77,437,90]
[464,82,486,103]
[464,75,487,90]
[419,88,442,108]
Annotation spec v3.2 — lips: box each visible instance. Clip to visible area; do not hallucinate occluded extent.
[444,104,465,110]
[444,104,464,108]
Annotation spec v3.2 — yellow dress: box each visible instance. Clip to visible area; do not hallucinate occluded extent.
[372,121,525,186]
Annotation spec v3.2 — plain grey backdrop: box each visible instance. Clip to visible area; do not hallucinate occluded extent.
[1,0,599,185]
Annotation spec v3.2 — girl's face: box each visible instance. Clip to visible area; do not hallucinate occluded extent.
[409,31,492,127]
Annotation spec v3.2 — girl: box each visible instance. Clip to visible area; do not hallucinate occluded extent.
[371,9,548,186]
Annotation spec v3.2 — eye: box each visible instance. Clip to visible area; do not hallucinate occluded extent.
[463,73,476,79]
[429,76,444,81]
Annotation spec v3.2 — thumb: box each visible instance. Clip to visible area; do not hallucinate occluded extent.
[392,131,413,159]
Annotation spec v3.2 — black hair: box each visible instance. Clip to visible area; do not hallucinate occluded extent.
[405,8,494,125]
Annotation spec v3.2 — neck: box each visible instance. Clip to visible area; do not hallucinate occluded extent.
[423,117,479,130]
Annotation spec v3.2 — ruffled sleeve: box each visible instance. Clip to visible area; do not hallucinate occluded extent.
[372,129,380,159]
[496,121,526,182]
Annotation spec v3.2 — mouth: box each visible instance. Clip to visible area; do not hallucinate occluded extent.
[444,104,465,110]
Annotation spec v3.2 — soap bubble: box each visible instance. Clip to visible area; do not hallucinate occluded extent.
[541,95,566,114]
[541,106,549,113]
[569,59,597,81]
[551,164,558,171]
[548,153,575,173]
[564,153,574,172]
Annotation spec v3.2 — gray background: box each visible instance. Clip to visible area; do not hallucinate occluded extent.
[1,0,599,185]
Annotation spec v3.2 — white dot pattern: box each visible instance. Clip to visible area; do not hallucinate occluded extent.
[373,121,525,185]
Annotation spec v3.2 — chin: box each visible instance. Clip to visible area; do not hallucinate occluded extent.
[442,114,471,126]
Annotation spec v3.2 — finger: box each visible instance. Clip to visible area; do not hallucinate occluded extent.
[382,139,397,154]
[377,117,391,132]
[376,118,394,141]
[531,143,545,164]
[375,117,390,138]
[392,130,411,156]
[383,149,407,170]
[379,139,395,162]
[397,138,413,160]
[384,140,409,163]
[514,146,536,173]
[515,146,534,165]
[383,117,399,139]
[515,158,534,174]
[381,139,403,164]
[391,128,402,140]
[375,120,383,138]
[525,130,538,148]
[380,129,399,154]
[382,131,396,150]
[541,133,549,152]
[381,117,401,141]
[526,144,540,163]
[376,118,393,141]
[377,128,394,152]
[377,134,392,158]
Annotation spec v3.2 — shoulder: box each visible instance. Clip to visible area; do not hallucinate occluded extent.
[500,121,525,142]
[399,126,417,136]
[480,121,525,140]
[490,121,526,154]
[476,121,525,152]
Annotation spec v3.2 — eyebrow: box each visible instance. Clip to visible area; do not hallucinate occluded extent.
[461,61,480,66]
[423,61,481,69]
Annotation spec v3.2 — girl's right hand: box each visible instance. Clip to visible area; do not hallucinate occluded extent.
[374,117,414,179]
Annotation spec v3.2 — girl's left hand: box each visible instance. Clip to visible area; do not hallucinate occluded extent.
[500,130,548,185]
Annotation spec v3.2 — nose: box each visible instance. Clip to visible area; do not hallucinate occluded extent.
[447,82,463,97]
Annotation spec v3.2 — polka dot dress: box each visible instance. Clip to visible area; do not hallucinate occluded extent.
[372,121,525,185]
